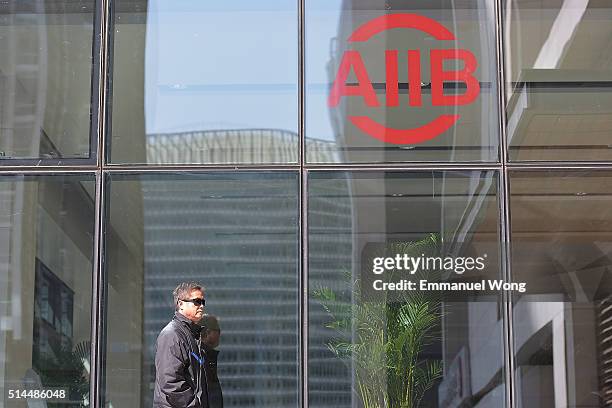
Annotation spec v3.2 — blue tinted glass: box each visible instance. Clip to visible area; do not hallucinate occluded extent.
[306,1,500,163]
[104,172,299,407]
[308,170,505,407]
[110,1,298,165]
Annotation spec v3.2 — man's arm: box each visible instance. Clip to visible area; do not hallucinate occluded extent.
[155,330,199,407]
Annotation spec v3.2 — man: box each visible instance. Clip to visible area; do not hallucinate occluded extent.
[154,282,207,408]
[199,314,223,408]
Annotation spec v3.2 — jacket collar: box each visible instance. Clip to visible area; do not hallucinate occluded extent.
[174,312,201,339]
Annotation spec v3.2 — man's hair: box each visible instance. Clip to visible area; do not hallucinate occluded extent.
[173,282,205,310]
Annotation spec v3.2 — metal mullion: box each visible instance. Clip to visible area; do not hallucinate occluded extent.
[494,1,515,407]
[90,171,106,408]
[102,164,303,171]
[100,167,302,175]
[0,169,98,176]
[499,169,514,408]
[0,159,98,167]
[507,162,612,171]
[0,165,97,172]
[306,165,502,172]
[90,0,111,400]
[300,171,308,408]
[298,0,307,405]
[97,0,111,169]
[90,0,105,168]
[7,162,610,174]
[299,0,305,169]
[305,162,503,170]
[100,163,510,172]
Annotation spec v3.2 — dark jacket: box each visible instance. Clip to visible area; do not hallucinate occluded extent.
[202,345,223,408]
[153,313,207,408]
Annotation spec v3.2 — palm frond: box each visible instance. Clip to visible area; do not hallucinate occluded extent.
[311,235,445,408]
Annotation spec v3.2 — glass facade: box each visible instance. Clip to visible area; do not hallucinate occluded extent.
[104,173,299,407]
[0,0,97,162]
[308,171,505,407]
[0,175,95,405]
[306,1,499,163]
[109,0,298,165]
[0,1,611,408]
[504,1,612,161]
[510,170,612,407]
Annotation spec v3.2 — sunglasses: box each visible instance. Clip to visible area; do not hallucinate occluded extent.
[181,298,205,307]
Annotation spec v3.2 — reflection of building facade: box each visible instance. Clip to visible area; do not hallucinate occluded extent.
[33,259,75,370]
[138,130,351,408]
[308,176,353,408]
[142,180,298,407]
[147,129,338,164]
[0,178,94,405]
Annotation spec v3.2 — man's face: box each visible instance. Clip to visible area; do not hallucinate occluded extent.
[178,289,205,323]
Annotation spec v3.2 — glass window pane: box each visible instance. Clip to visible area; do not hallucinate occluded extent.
[0,1,95,161]
[104,172,299,407]
[306,1,500,163]
[0,175,95,405]
[504,2,612,161]
[109,1,298,165]
[510,170,612,406]
[308,171,506,407]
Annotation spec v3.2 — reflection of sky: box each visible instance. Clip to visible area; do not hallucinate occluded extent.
[306,1,342,141]
[145,0,297,134]
[144,0,341,140]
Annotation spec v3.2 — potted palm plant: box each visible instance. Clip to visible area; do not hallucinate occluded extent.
[312,234,443,408]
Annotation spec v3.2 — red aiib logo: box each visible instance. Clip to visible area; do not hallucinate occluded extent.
[328,14,480,145]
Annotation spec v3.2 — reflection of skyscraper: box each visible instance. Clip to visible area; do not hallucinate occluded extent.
[308,176,354,408]
[140,129,352,408]
[142,178,297,407]
[147,129,339,165]
[33,259,74,368]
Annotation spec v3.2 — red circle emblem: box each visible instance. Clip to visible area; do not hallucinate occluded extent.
[328,14,481,145]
